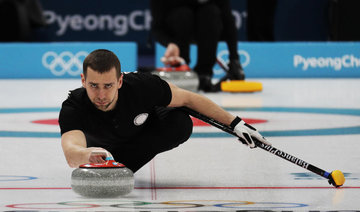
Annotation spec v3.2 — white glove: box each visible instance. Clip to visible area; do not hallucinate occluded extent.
[231,116,271,148]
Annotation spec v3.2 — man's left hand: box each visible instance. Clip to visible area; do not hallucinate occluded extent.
[232,117,271,148]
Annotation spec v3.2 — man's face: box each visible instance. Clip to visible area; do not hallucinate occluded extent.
[81,67,122,112]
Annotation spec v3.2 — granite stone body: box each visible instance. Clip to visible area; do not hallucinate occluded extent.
[152,70,199,92]
[71,167,134,198]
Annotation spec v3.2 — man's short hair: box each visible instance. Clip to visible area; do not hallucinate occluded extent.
[83,49,121,79]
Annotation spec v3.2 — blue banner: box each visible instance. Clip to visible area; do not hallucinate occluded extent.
[156,42,360,78]
[0,42,137,79]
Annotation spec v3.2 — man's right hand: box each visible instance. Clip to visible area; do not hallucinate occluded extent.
[88,147,113,164]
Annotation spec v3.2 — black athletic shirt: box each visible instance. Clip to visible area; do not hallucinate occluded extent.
[58,73,172,149]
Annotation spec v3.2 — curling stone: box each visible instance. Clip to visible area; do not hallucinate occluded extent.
[71,157,134,198]
[152,64,199,92]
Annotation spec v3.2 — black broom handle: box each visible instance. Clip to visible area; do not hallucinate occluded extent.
[180,107,331,179]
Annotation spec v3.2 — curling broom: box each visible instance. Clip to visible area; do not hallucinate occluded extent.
[181,107,345,187]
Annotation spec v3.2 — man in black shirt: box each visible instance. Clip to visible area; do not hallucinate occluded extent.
[150,0,245,92]
[59,49,269,173]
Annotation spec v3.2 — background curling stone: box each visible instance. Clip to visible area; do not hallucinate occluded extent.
[71,157,134,198]
[152,64,199,92]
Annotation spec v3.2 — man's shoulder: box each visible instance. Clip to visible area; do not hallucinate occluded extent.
[122,72,171,106]
[62,87,87,109]
[70,87,86,96]
[59,87,87,134]
[123,72,158,82]
[123,72,165,88]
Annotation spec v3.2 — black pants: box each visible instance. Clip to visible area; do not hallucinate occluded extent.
[111,108,193,173]
[166,4,222,77]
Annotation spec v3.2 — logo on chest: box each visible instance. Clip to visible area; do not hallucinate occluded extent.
[133,113,149,126]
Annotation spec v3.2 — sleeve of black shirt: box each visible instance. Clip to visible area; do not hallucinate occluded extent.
[58,95,83,135]
[136,73,172,107]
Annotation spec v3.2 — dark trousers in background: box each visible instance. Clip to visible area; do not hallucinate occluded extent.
[247,0,277,41]
[165,4,222,77]
[0,0,45,41]
[329,0,360,41]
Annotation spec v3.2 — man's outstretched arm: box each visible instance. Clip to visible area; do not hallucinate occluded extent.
[167,82,270,148]
[167,82,235,125]
[61,130,112,167]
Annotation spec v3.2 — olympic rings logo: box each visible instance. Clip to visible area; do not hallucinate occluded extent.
[215,49,250,74]
[217,49,251,67]
[6,200,308,210]
[42,51,88,76]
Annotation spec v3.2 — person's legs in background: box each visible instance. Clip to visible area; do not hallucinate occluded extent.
[166,6,195,64]
[220,0,245,80]
[194,3,222,92]
[247,0,277,41]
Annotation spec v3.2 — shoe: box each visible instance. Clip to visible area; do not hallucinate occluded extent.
[228,59,245,80]
[198,75,219,92]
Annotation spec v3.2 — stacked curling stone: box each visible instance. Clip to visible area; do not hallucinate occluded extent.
[152,64,199,92]
[71,157,134,198]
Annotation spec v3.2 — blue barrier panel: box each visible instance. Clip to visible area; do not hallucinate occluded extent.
[156,42,360,78]
[0,42,137,79]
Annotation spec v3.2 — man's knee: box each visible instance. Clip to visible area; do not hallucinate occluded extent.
[165,109,193,144]
[152,108,193,151]
[113,109,193,173]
